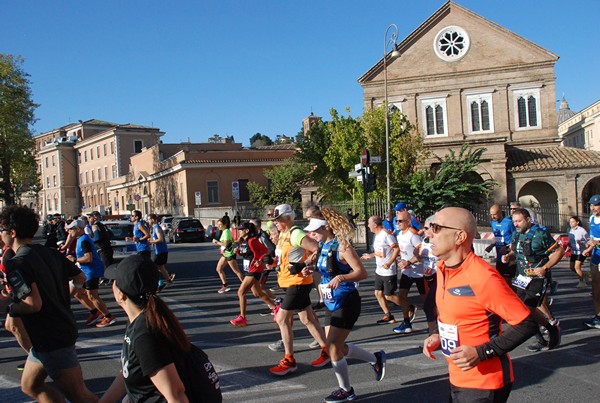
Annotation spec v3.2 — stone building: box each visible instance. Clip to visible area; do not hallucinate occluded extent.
[358,1,600,229]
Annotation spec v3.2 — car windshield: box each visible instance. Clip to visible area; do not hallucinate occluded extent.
[105,223,133,240]
[163,217,174,224]
[178,219,201,228]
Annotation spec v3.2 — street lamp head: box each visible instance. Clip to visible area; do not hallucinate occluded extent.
[391,49,400,59]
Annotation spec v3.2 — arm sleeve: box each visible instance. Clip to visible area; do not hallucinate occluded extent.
[476,314,538,360]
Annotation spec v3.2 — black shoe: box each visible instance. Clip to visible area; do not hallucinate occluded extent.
[259,308,273,316]
[547,321,561,350]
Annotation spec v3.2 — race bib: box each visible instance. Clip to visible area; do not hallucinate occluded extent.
[243,260,250,272]
[319,283,334,303]
[438,320,459,357]
[512,274,532,290]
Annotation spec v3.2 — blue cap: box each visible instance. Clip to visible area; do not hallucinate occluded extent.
[589,195,600,205]
[394,202,407,211]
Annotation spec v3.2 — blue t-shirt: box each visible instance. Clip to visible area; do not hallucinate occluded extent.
[589,215,600,264]
[152,224,168,255]
[316,239,356,311]
[134,222,151,253]
[76,234,104,280]
[491,216,515,262]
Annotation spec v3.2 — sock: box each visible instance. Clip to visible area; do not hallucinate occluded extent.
[346,343,376,364]
[90,308,98,315]
[404,318,411,325]
[284,353,295,363]
[331,358,351,392]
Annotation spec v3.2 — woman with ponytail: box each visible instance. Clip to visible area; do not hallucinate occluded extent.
[99,254,190,403]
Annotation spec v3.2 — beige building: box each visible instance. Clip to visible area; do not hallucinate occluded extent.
[559,99,600,150]
[358,1,600,229]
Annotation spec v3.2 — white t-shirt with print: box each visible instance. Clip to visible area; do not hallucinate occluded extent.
[397,229,424,278]
[373,230,398,276]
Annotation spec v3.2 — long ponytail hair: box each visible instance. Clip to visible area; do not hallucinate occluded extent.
[144,295,191,352]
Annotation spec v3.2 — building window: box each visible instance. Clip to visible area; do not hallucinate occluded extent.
[513,88,541,130]
[85,171,89,183]
[97,168,101,181]
[134,140,143,153]
[90,148,94,160]
[96,146,100,159]
[207,181,219,203]
[54,196,58,211]
[434,26,470,62]
[84,150,88,162]
[51,155,55,166]
[111,141,115,154]
[78,152,81,164]
[466,93,494,134]
[422,97,448,137]
[91,170,95,182]
[112,164,117,179]
[46,176,50,187]
[45,157,48,168]
[104,166,108,180]
[103,144,107,156]
[238,179,250,202]
[53,175,57,187]
[47,198,51,212]
[80,173,83,184]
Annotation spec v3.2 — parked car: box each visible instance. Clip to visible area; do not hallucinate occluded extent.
[169,217,205,243]
[160,215,175,238]
[104,220,136,259]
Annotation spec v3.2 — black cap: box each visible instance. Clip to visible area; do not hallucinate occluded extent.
[88,211,101,217]
[104,254,158,305]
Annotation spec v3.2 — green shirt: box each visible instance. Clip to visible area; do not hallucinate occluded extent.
[512,226,556,276]
[220,228,235,258]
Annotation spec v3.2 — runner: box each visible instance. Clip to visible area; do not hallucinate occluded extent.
[484,204,517,286]
[131,210,152,258]
[212,219,243,293]
[269,204,328,376]
[567,215,590,288]
[88,211,115,269]
[582,194,600,329]
[416,216,439,336]
[306,208,386,402]
[392,210,425,334]
[148,214,174,291]
[423,207,538,402]
[230,222,278,326]
[66,219,117,328]
[361,215,401,324]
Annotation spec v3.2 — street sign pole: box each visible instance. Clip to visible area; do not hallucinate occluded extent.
[361,150,370,249]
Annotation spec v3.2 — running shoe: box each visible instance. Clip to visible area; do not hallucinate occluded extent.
[268,340,284,352]
[259,308,274,316]
[584,316,600,329]
[376,314,396,324]
[217,286,231,294]
[273,297,283,304]
[312,301,325,310]
[230,315,247,327]
[371,350,386,382]
[269,358,297,376]
[408,304,418,323]
[96,316,116,328]
[311,348,331,368]
[157,280,167,293]
[576,281,587,288]
[168,273,176,282]
[17,363,25,371]
[269,285,280,292]
[85,311,102,326]
[548,321,561,350]
[308,339,321,349]
[324,387,356,403]
[392,323,413,334]
[526,339,549,352]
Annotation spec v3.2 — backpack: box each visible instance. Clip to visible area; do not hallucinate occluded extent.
[177,344,222,403]
[258,230,276,257]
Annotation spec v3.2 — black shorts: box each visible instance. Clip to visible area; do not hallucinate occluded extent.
[259,270,273,285]
[398,274,426,294]
[84,277,100,291]
[280,284,313,311]
[450,382,512,403]
[224,255,237,262]
[374,273,398,296]
[324,290,361,330]
[138,251,151,259]
[97,247,114,267]
[515,276,548,307]
[495,260,517,279]
[154,252,168,266]
[570,254,586,264]
[244,271,262,279]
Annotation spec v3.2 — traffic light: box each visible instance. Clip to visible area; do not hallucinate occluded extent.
[365,172,376,193]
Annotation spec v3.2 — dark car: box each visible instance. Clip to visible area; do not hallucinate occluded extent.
[169,218,205,243]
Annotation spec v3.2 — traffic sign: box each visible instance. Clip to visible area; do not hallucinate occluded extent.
[195,191,202,205]
[370,156,381,163]
[354,163,363,172]
[361,149,370,166]
[232,181,240,200]
[348,171,360,178]
[134,194,141,201]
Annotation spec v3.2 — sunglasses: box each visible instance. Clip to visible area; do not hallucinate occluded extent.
[429,222,463,234]
[0,227,10,232]
[397,219,410,223]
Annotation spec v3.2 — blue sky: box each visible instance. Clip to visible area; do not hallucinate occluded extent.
[3,0,598,146]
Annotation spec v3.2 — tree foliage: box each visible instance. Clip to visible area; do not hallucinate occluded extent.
[247,159,312,209]
[394,143,497,217]
[0,54,38,205]
[249,132,273,147]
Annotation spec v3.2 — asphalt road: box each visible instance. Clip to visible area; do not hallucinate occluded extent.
[1,240,599,402]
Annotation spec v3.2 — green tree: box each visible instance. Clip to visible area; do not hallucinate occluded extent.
[395,143,497,217]
[0,54,38,206]
[249,132,273,147]
[247,159,312,208]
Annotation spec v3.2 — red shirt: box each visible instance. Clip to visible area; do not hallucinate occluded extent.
[436,252,531,389]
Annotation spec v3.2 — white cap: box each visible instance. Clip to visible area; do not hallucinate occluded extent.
[273,204,293,219]
[304,218,327,232]
[66,219,85,229]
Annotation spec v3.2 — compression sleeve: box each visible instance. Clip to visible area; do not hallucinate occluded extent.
[475,314,538,360]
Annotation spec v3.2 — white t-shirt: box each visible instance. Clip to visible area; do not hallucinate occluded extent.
[397,229,424,278]
[373,230,398,276]
[568,225,589,254]
[419,240,439,277]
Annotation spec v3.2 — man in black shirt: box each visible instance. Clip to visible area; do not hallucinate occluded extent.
[1,205,98,402]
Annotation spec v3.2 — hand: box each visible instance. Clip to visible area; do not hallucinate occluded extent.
[301,265,314,277]
[212,239,218,244]
[423,334,440,360]
[67,255,76,262]
[501,254,509,264]
[533,266,547,277]
[133,237,139,243]
[328,275,344,290]
[361,253,371,260]
[398,259,409,269]
[449,345,480,371]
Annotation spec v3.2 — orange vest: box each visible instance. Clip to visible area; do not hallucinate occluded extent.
[277,226,312,288]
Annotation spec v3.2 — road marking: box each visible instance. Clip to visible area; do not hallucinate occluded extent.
[0,375,31,402]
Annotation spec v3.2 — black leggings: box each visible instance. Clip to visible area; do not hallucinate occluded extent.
[423,275,437,324]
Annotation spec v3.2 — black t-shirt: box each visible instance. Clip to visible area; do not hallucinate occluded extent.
[5,244,81,352]
[122,311,176,402]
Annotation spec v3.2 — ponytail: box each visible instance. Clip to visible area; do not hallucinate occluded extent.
[145,295,191,352]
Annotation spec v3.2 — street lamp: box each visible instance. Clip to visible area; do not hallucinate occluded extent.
[384,24,401,210]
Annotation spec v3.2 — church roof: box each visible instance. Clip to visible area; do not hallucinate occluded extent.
[557,95,577,124]
[507,146,600,172]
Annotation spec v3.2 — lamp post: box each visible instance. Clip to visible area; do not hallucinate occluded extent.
[384,24,401,210]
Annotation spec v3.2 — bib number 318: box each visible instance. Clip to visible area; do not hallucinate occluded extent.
[438,321,459,357]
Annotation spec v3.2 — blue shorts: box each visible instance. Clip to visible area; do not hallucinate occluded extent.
[29,345,80,381]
